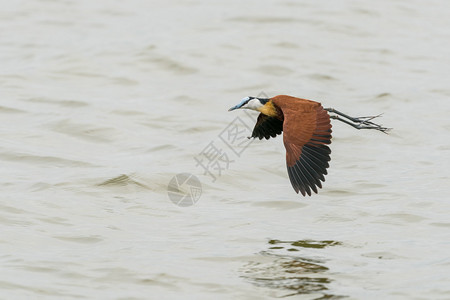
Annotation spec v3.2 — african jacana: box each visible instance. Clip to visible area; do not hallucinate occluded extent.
[229,95,389,196]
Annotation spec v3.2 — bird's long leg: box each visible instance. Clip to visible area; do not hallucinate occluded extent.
[324,108,391,133]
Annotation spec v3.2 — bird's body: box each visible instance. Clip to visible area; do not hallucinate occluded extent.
[229,95,389,196]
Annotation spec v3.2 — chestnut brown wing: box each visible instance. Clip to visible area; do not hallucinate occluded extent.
[251,113,283,140]
[282,106,332,196]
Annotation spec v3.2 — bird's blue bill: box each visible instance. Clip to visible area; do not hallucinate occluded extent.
[228,96,251,111]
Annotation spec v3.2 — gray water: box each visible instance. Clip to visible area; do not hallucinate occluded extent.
[1,1,450,299]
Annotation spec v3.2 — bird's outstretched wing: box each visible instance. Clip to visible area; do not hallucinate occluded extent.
[282,106,332,196]
[251,113,283,140]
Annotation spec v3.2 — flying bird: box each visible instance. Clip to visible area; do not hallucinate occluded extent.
[228,95,389,196]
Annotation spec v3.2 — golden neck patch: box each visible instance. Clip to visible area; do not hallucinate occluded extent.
[258,100,278,117]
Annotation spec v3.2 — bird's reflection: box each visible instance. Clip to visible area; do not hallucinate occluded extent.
[241,239,346,299]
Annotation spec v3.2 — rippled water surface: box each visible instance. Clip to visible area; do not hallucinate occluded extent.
[1,1,450,299]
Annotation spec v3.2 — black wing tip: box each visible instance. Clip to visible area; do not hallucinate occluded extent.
[251,114,283,140]
[287,146,331,196]
[295,184,319,197]
[287,164,314,197]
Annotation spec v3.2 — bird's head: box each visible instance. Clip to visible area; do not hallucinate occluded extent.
[228,96,269,112]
